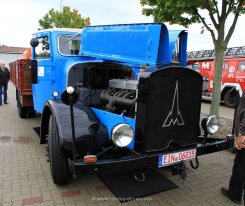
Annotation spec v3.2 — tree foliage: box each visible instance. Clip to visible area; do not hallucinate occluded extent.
[140,0,245,116]
[39,6,90,30]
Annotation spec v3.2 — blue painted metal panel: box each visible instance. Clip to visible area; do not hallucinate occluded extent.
[168,30,188,66]
[80,24,169,66]
[157,24,170,65]
[32,31,53,112]
[91,108,135,149]
[179,31,188,66]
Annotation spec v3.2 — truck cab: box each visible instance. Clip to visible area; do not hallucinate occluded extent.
[31,28,95,112]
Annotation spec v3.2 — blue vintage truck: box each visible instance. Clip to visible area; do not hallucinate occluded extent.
[22,23,232,185]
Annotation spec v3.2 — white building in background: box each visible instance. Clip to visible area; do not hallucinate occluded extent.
[0,46,27,67]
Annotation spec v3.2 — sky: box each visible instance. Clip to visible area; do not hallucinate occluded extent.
[0,0,245,51]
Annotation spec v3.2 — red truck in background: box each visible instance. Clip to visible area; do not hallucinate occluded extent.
[187,46,245,107]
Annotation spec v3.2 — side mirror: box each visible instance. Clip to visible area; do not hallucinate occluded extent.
[30,38,39,48]
[61,87,79,105]
[30,38,39,59]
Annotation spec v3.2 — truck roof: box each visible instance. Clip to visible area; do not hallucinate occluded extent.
[33,28,81,35]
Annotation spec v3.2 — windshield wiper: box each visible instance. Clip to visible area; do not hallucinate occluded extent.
[62,32,81,45]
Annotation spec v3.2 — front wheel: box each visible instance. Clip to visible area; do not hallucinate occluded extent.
[223,89,236,108]
[48,114,69,185]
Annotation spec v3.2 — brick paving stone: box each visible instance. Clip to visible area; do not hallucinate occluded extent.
[209,162,224,167]
[74,201,90,206]
[12,195,31,202]
[22,197,44,205]
[11,201,23,206]
[2,196,12,203]
[61,191,81,198]
[36,200,55,206]
[52,193,65,204]
[41,192,52,202]
[95,185,108,192]
[53,204,65,206]
[2,203,12,206]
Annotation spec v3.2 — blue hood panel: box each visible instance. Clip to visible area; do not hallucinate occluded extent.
[80,23,171,66]
[168,30,188,66]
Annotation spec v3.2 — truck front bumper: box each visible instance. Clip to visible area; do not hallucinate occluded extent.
[75,152,160,174]
[75,136,232,174]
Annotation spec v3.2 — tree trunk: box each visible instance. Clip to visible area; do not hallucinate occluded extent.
[209,43,225,116]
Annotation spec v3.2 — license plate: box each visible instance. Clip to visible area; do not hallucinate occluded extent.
[158,148,196,167]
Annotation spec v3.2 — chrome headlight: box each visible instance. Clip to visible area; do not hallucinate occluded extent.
[112,124,134,147]
[201,115,219,134]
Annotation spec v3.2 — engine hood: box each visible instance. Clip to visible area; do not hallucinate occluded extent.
[79,23,187,67]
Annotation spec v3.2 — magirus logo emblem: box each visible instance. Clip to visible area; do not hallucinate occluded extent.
[162,80,185,127]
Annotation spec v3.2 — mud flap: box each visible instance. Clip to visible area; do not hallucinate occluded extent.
[196,136,233,156]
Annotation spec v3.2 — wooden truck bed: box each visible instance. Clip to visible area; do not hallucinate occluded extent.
[10,59,32,94]
[9,59,35,118]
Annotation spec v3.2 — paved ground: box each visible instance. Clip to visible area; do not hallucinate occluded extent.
[0,83,241,206]
[201,101,235,119]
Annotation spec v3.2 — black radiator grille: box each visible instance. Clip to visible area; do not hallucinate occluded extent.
[135,67,203,153]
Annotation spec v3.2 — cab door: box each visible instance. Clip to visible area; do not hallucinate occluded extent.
[32,32,54,113]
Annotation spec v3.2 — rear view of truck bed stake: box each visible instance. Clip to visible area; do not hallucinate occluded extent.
[11,24,231,186]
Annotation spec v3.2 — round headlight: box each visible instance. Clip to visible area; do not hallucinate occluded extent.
[202,115,219,134]
[112,124,134,147]
[52,91,59,98]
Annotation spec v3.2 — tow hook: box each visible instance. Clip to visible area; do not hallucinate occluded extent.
[172,162,187,184]
[178,163,187,184]
[190,156,199,169]
[134,170,146,182]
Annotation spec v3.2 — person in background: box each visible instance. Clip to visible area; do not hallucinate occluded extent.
[0,62,10,105]
[221,91,245,205]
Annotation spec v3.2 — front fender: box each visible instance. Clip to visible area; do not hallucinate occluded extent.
[40,100,109,155]
[40,100,53,144]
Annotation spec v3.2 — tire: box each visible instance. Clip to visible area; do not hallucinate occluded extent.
[223,89,236,108]
[17,95,27,118]
[16,88,18,101]
[48,114,69,186]
[28,109,36,117]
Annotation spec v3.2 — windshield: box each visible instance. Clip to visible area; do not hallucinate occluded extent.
[58,34,81,56]
[172,36,180,63]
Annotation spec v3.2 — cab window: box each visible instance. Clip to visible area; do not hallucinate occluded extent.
[223,61,228,71]
[35,37,50,59]
[58,34,81,56]
[238,61,245,72]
